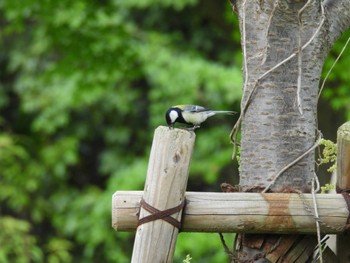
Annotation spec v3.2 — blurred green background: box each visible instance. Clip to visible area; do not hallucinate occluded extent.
[0,0,349,262]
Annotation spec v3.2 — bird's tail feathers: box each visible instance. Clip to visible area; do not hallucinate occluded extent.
[212,110,236,115]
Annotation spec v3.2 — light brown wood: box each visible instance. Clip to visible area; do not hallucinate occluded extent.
[336,121,350,262]
[130,126,195,263]
[337,122,350,189]
[113,191,348,234]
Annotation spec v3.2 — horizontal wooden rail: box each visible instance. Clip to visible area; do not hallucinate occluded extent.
[112,191,349,234]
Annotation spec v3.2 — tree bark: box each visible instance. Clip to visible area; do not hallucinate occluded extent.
[230,0,350,261]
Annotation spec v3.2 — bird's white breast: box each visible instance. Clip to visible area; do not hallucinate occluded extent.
[182,111,209,125]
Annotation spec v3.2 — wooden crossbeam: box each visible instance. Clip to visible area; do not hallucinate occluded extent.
[112,191,348,234]
[111,123,350,262]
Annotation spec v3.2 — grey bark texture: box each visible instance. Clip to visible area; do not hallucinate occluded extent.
[231,0,350,192]
[229,0,350,262]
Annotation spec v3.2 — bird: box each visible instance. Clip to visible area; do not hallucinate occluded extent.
[165,104,236,129]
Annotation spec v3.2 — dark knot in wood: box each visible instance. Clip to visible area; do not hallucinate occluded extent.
[173,152,181,163]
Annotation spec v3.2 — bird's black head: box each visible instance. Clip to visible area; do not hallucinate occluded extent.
[165,107,182,128]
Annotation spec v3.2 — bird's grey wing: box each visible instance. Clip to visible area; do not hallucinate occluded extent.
[181,105,209,112]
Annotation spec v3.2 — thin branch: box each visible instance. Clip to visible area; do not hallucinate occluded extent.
[261,0,279,65]
[313,236,330,262]
[314,173,320,193]
[296,0,312,115]
[318,34,350,100]
[230,0,248,159]
[262,132,323,193]
[241,0,248,92]
[259,2,325,81]
[231,1,325,159]
[311,175,323,263]
[218,233,236,260]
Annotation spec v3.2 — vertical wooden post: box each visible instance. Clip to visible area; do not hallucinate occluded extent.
[131,126,195,263]
[336,121,350,262]
[337,122,350,189]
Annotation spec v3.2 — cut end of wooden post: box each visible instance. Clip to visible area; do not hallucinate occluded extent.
[338,122,350,140]
[155,125,196,138]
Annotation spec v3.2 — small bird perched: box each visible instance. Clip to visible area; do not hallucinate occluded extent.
[165,104,236,129]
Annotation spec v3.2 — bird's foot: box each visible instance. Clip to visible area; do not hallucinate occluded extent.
[186,125,200,131]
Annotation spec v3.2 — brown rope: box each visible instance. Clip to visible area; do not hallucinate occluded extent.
[137,198,186,229]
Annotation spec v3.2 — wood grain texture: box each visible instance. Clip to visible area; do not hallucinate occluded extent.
[130,126,195,263]
[337,122,350,189]
[113,191,348,234]
[336,121,350,262]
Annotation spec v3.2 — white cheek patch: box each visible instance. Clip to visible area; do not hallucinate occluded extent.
[169,110,179,123]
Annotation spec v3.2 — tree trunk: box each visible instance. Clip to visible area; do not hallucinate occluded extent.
[230,0,350,261]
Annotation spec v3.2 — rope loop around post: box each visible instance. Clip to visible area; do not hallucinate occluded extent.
[137,198,186,230]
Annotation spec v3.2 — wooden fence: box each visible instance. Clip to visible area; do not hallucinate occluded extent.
[112,123,350,262]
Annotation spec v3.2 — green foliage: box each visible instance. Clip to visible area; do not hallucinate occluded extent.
[235,145,241,168]
[320,183,336,194]
[318,139,337,173]
[175,233,235,262]
[183,254,192,263]
[0,0,349,261]
[321,30,350,120]
[0,0,241,262]
[0,217,43,263]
